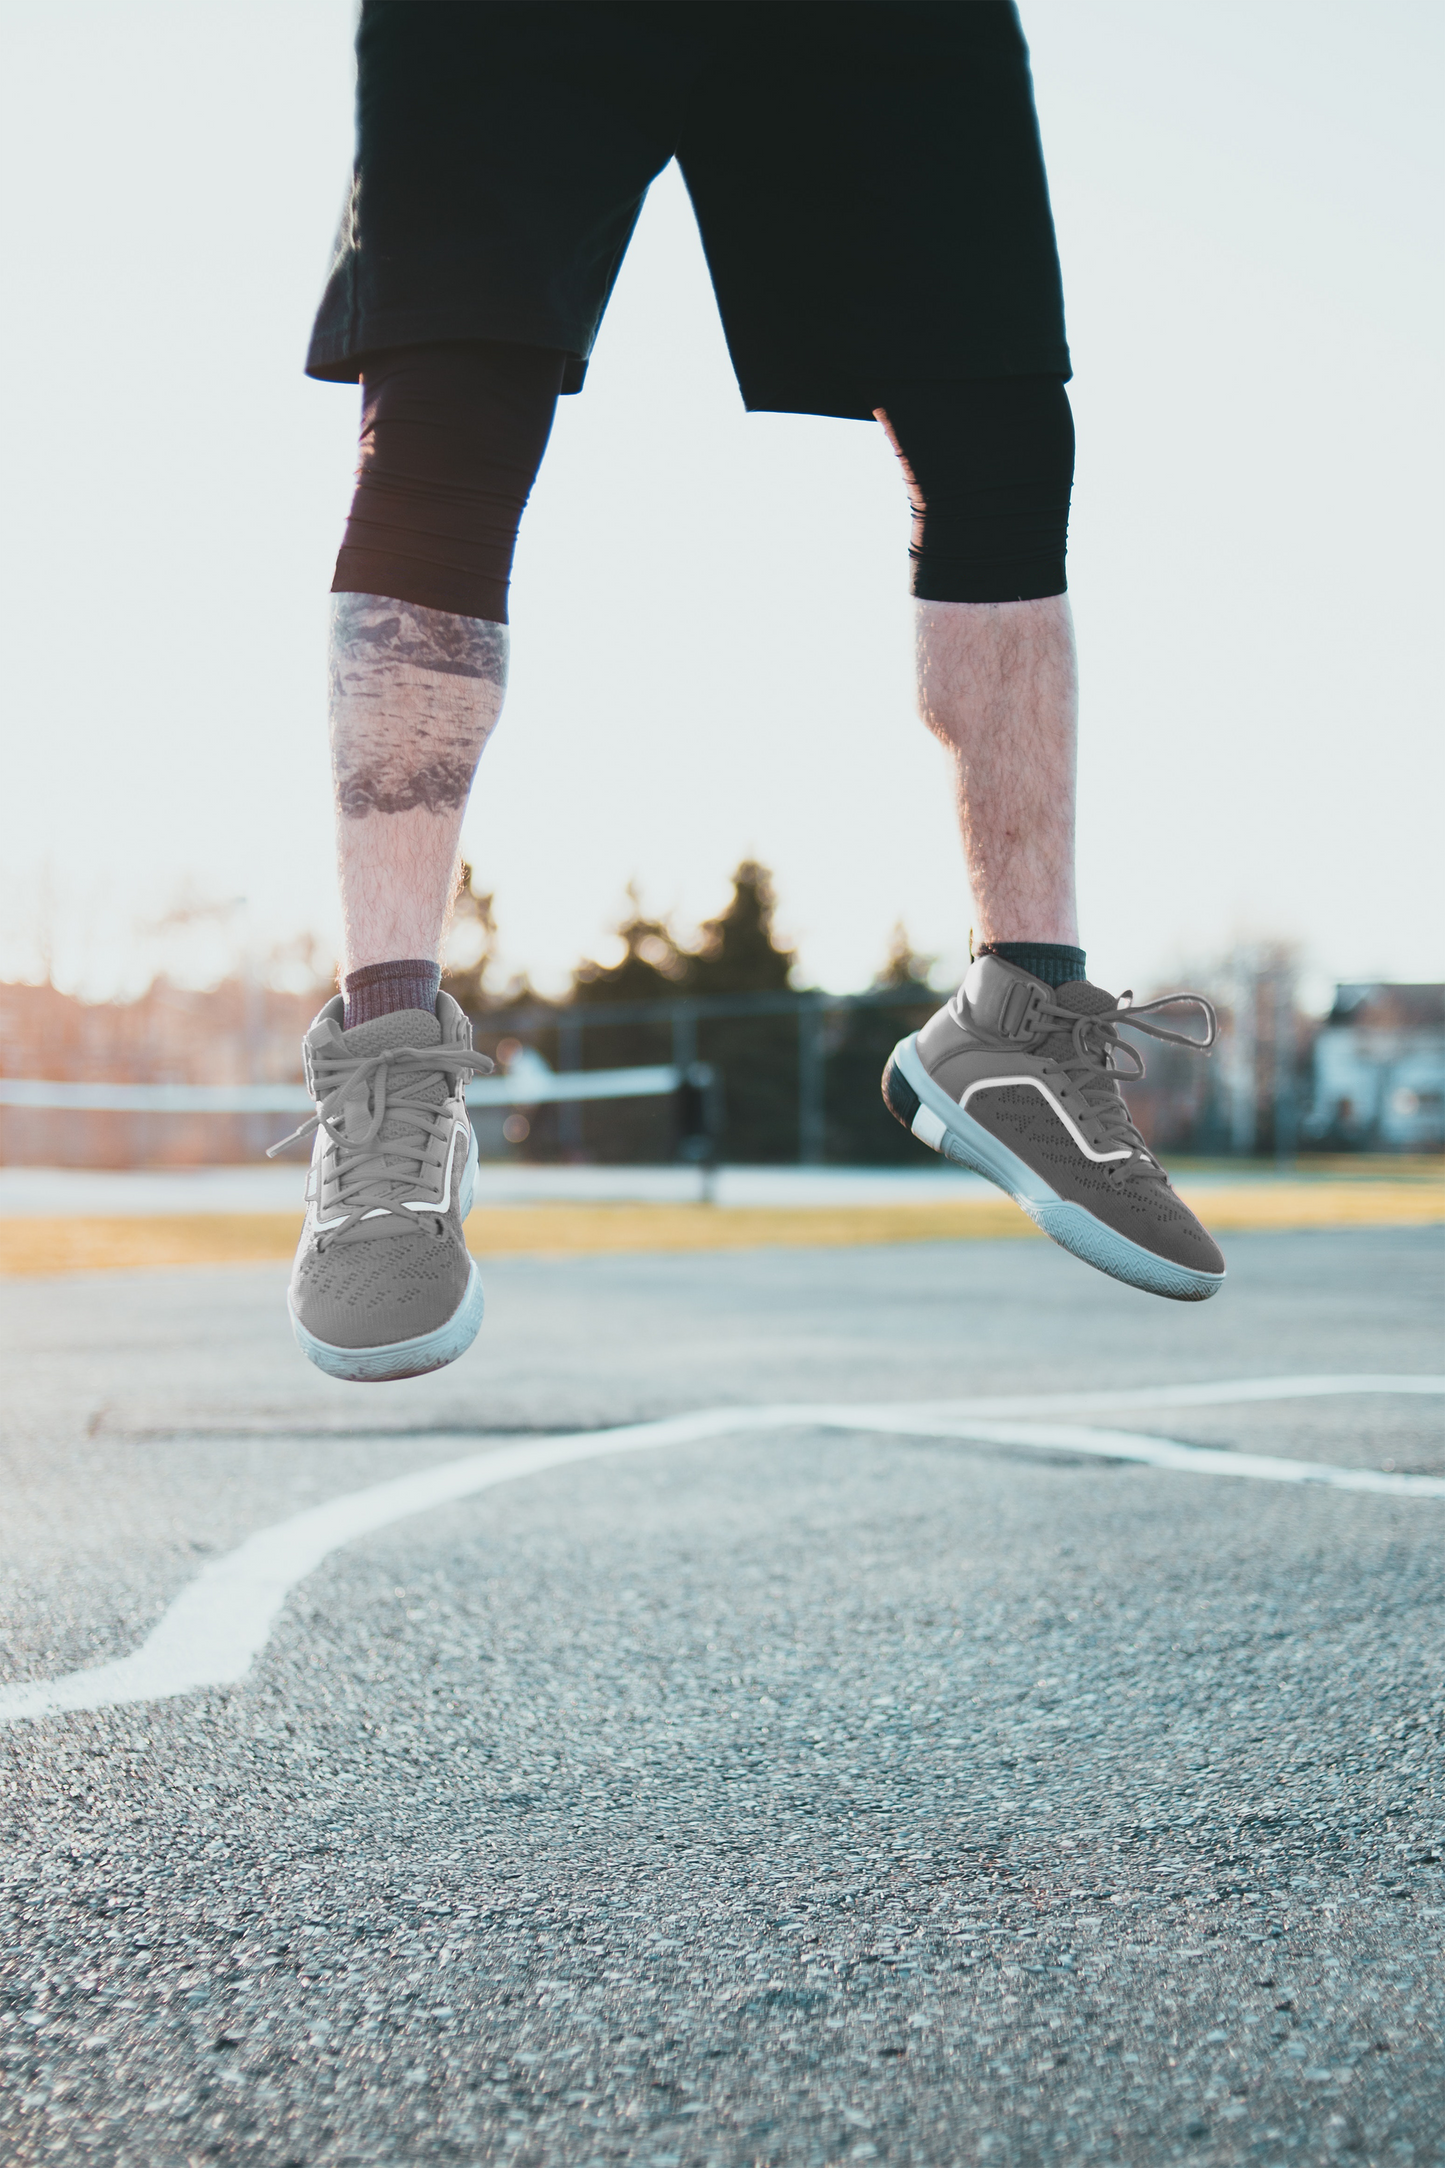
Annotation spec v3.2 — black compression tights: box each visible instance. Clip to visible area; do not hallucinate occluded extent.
[876,376,1075,604]
[331,344,1074,623]
[332,342,567,624]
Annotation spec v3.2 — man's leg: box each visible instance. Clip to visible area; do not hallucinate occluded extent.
[330,592,506,1009]
[280,341,563,1383]
[877,377,1226,1300]
[912,593,1078,950]
[875,376,1080,970]
[328,341,564,1023]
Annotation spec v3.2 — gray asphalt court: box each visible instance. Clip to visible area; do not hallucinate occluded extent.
[1,1225,1442,2167]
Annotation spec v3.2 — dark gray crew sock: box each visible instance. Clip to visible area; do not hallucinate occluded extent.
[977,941,1086,990]
[343,958,441,1030]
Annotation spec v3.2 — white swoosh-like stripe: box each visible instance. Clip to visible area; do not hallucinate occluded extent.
[310,1111,468,1228]
[403,1114,465,1213]
[1,1376,1439,1726]
[308,1129,352,1232]
[958,1074,1133,1162]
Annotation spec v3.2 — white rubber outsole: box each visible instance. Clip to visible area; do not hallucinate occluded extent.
[290,1126,486,1382]
[888,1034,1224,1303]
[290,1260,486,1382]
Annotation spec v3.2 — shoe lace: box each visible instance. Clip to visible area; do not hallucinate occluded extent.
[267,1040,493,1229]
[1037,989,1217,1181]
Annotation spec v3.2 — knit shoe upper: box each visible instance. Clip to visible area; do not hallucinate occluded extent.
[278,993,489,1354]
[907,954,1225,1281]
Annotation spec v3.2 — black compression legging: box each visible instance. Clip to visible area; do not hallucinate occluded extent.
[332,342,567,624]
[876,376,1075,604]
[331,344,1074,623]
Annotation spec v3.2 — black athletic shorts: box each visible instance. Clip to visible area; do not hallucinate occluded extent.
[307,1,1070,421]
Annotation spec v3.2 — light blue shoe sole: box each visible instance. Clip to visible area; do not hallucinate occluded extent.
[885,1033,1224,1303]
[290,1260,486,1382]
[290,1125,486,1382]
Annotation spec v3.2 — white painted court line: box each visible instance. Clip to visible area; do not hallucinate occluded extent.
[1,1376,1440,1726]
[901,1373,1445,1418]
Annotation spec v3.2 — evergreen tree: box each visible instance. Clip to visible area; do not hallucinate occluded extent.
[571,884,687,1008]
[872,920,937,995]
[562,887,682,1153]
[683,860,796,996]
[680,861,799,1159]
[447,860,940,1166]
[558,861,803,1161]
[823,921,939,1163]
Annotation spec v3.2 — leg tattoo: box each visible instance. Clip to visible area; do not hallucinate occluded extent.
[329,593,508,820]
[328,593,509,971]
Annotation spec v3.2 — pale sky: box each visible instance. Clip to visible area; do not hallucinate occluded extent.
[0,0,1440,1005]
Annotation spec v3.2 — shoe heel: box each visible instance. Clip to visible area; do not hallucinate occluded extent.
[881,1052,922,1133]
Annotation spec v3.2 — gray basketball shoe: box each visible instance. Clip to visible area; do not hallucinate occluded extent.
[270,992,491,1381]
[882,955,1225,1300]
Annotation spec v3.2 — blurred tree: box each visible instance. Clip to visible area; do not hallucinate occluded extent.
[679,860,798,1160]
[450,861,944,1166]
[441,862,512,1015]
[823,921,940,1163]
[685,860,796,997]
[873,920,938,993]
[572,883,688,1009]
[561,886,686,1157]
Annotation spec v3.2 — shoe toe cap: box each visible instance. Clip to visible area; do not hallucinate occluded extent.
[292,1225,472,1349]
[1145,1192,1225,1277]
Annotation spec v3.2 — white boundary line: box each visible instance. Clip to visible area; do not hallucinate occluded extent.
[1,1376,1441,1727]
[880,1373,1445,1418]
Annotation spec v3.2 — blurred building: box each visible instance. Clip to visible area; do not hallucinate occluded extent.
[3,959,1440,1170]
[1122,963,1445,1160]
[1119,946,1302,1160]
[0,977,321,1167]
[1302,984,1445,1153]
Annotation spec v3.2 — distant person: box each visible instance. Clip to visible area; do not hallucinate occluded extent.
[281,0,1224,1383]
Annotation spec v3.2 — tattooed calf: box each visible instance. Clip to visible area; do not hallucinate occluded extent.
[329,593,508,820]
[329,592,508,684]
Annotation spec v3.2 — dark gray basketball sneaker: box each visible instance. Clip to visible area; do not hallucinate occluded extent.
[270,992,491,1381]
[882,954,1225,1300]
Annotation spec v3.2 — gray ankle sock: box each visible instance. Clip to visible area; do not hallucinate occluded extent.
[342,958,441,1029]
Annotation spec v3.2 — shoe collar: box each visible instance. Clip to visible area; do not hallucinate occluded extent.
[952,955,1053,1045]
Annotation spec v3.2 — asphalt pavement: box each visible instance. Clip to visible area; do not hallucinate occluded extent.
[1,1225,1442,2167]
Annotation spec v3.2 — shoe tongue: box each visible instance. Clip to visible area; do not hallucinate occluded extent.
[1050,978,1117,1018]
[336,1006,447,1148]
[1034,976,1117,1064]
[339,1006,442,1057]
